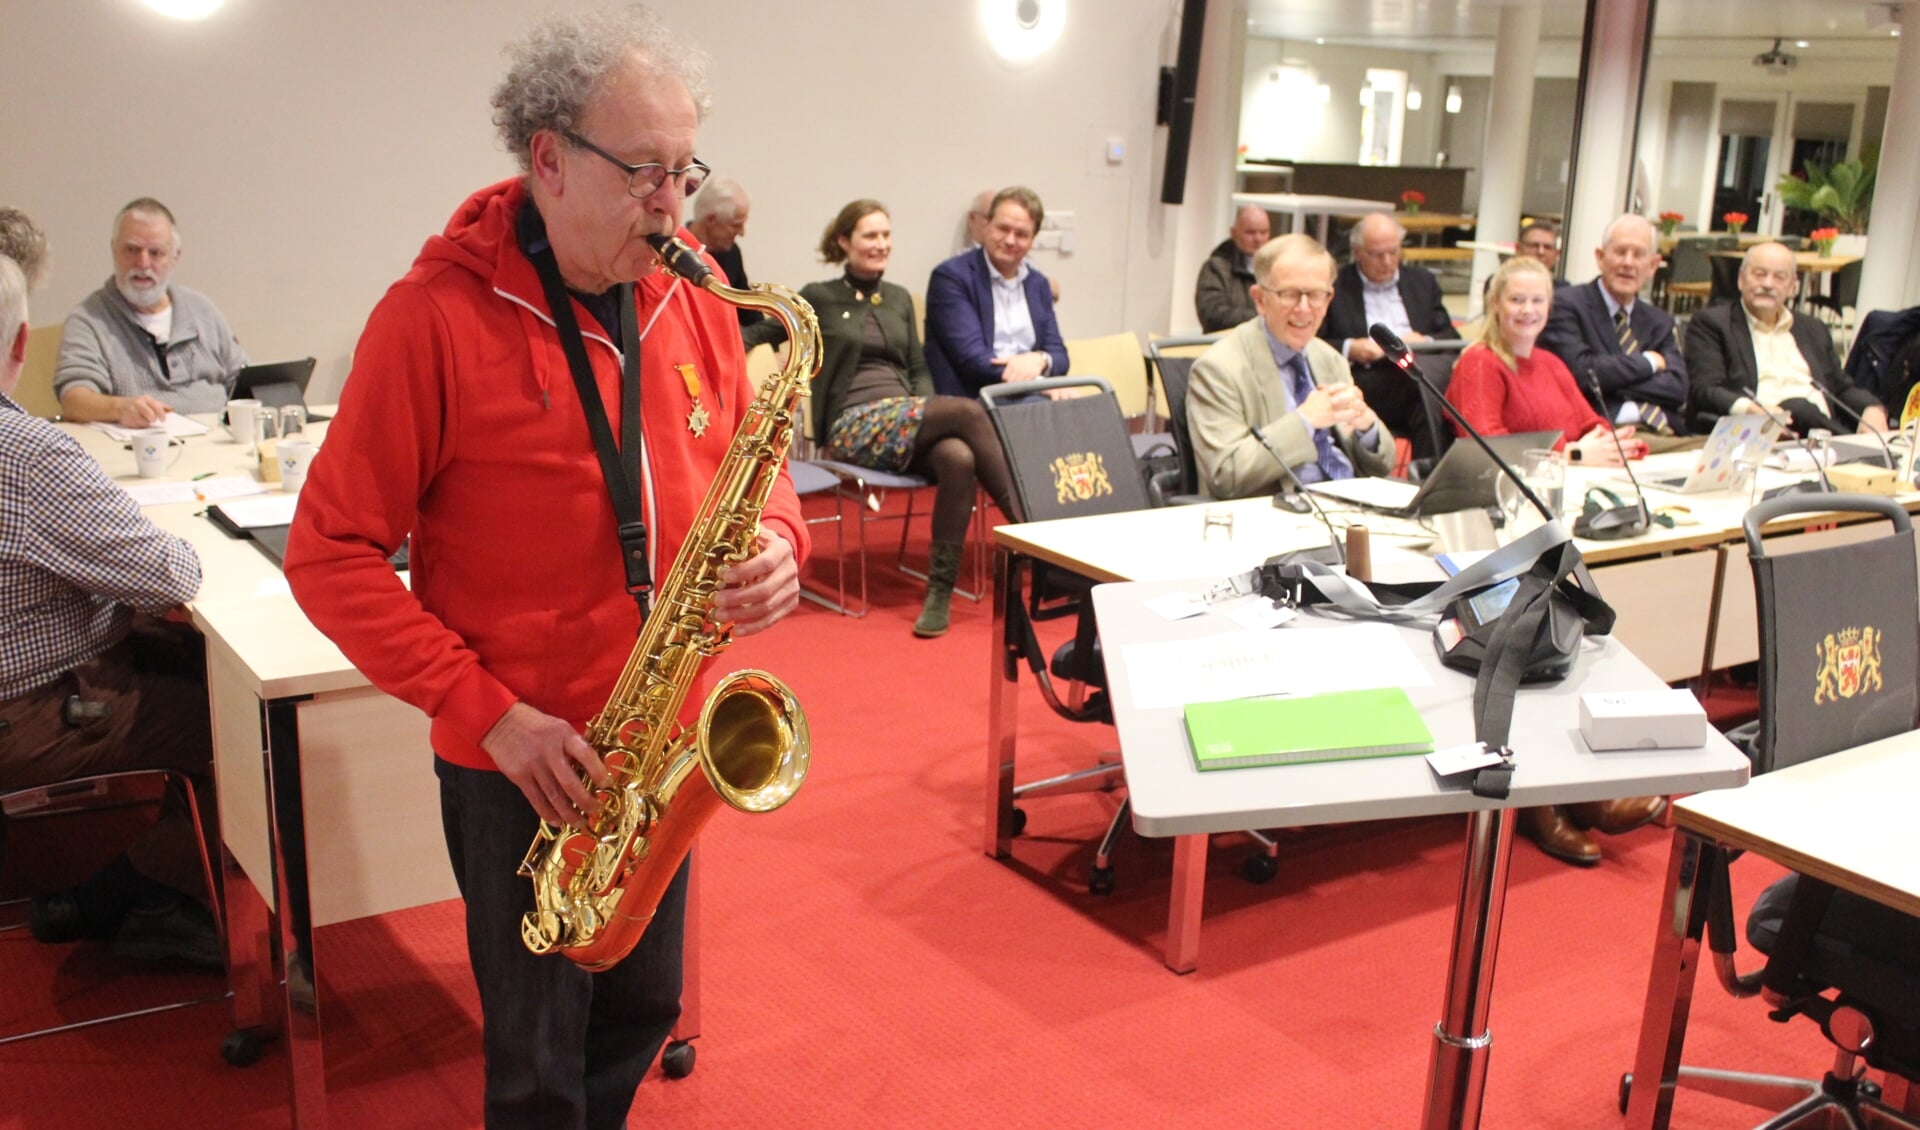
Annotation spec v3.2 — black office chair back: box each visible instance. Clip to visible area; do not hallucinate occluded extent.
[1156,355,1201,497]
[1708,254,1742,305]
[980,376,1155,523]
[1742,493,1919,775]
[1414,347,1462,465]
[1668,237,1713,285]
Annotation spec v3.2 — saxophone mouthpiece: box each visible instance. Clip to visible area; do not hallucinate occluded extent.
[646,233,716,289]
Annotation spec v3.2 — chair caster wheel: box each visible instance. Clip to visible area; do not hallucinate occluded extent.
[1242,853,1278,884]
[1089,864,1114,895]
[1618,1072,1632,1114]
[1011,806,1028,836]
[221,1027,272,1068]
[661,1039,696,1079]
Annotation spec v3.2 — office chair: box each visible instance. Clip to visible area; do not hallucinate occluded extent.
[1664,236,1715,315]
[0,769,227,1045]
[1145,334,1218,506]
[980,376,1277,893]
[1620,493,1920,1125]
[1410,341,1466,475]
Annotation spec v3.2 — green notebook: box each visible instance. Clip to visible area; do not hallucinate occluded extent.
[1183,688,1435,771]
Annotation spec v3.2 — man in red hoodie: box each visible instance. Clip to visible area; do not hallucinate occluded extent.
[283,8,807,1126]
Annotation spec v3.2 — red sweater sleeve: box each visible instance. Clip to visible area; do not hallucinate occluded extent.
[284,281,519,749]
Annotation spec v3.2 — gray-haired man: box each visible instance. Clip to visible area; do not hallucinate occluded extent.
[687,176,762,332]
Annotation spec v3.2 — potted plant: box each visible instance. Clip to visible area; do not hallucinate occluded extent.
[1400,189,1425,215]
[1776,156,1876,234]
[1723,211,1749,236]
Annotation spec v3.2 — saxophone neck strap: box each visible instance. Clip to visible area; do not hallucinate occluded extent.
[525,219,651,620]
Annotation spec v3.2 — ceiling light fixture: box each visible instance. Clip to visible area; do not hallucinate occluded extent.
[1406,88,1423,111]
[1445,85,1462,114]
[141,0,225,17]
[982,0,1065,63]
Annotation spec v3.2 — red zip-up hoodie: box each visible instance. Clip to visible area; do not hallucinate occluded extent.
[284,179,809,772]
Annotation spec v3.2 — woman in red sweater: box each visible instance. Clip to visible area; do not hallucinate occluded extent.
[1447,257,1637,465]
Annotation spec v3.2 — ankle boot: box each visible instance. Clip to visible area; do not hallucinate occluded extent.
[913,540,965,638]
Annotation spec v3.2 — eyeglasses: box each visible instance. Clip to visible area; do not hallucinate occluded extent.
[1259,286,1334,310]
[563,131,711,199]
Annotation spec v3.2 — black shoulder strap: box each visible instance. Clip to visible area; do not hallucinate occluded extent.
[525,234,651,620]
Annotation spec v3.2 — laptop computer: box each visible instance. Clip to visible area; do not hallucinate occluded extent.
[230,358,326,421]
[1305,430,1561,518]
[1643,412,1782,494]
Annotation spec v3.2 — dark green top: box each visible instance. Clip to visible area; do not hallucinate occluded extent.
[744,274,933,444]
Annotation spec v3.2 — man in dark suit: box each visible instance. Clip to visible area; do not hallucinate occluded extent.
[1685,241,1887,435]
[1537,213,1688,433]
[1318,212,1458,459]
[924,186,1069,397]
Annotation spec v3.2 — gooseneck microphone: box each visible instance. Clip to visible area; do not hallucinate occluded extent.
[1249,424,1347,566]
[1573,369,1652,539]
[1367,323,1555,523]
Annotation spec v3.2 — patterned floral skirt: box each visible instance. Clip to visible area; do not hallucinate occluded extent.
[825,396,926,473]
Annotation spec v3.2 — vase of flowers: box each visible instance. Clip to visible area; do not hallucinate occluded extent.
[1810,226,1839,257]
[1724,211,1749,235]
[1658,211,1683,237]
[1400,189,1425,215]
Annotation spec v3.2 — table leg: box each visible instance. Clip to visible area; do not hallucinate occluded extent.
[1624,831,1715,1130]
[1420,806,1516,1130]
[265,697,326,1128]
[1164,834,1208,974]
[675,847,700,1044]
[984,549,1022,859]
[223,849,277,1039]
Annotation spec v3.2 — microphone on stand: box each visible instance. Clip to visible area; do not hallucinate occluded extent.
[1367,324,1555,523]
[1572,370,1652,539]
[1249,423,1347,567]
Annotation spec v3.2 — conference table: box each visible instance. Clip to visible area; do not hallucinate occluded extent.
[1089,576,1750,1130]
[59,414,706,1126]
[1622,729,1920,1128]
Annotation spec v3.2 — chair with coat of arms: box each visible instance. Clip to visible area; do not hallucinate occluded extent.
[979,376,1279,893]
[1619,492,1920,1126]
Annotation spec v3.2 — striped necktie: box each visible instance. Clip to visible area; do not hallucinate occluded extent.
[1613,307,1640,354]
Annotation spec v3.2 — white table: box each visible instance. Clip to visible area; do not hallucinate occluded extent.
[1092,578,1750,1130]
[1231,191,1395,244]
[1624,730,1920,1127]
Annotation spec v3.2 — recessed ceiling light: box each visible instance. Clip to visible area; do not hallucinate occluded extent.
[1314,37,1325,45]
[1794,39,1810,48]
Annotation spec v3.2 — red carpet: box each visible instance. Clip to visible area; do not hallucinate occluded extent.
[0,497,1849,1129]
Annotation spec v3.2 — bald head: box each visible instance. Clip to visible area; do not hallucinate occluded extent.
[967,189,996,246]
[1352,212,1406,284]
[1229,204,1271,256]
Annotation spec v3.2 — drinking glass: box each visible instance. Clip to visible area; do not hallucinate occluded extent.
[1495,448,1566,535]
[278,404,306,438]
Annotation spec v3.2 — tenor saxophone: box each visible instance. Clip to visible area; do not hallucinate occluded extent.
[518,233,819,971]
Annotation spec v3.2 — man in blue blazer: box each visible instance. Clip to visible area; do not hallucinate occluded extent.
[1537,213,1689,432]
[924,186,1069,397]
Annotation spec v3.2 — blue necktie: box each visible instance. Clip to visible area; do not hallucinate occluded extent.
[1289,355,1353,482]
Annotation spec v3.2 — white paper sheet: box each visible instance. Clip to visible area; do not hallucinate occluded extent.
[123,475,265,508]
[89,414,212,441]
[1304,476,1419,510]
[1120,622,1432,711]
[214,493,299,529]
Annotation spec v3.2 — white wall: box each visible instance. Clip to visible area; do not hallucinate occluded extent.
[1238,39,1445,166]
[0,0,1191,402]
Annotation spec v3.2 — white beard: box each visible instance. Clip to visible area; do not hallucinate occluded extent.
[117,275,168,310]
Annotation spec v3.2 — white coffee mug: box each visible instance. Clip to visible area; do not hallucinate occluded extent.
[132,428,185,478]
[278,439,318,493]
[227,398,262,445]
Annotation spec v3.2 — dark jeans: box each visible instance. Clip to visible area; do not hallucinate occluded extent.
[0,625,216,902]
[436,758,687,1130]
[1353,360,1435,462]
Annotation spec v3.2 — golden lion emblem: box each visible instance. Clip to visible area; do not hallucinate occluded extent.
[1050,452,1113,505]
[1815,625,1882,704]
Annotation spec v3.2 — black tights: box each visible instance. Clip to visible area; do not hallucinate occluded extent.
[908,396,1023,543]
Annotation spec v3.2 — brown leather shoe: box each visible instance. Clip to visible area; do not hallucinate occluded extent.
[1517,805,1600,866]
[1565,795,1667,836]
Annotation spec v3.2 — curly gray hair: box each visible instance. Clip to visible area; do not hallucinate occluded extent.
[492,5,712,172]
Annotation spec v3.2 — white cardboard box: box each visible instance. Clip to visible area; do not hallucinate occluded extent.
[1578,689,1708,751]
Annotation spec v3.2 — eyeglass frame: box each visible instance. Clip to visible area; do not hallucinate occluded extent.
[561,130,712,199]
[1255,284,1335,310]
